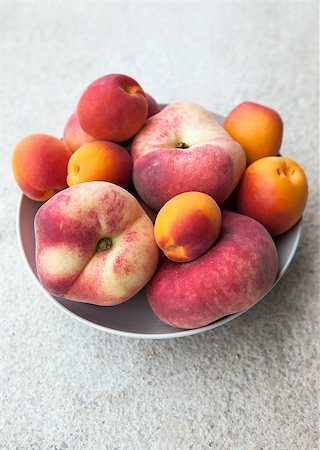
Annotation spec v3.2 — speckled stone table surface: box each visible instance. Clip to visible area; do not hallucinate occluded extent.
[0,2,319,449]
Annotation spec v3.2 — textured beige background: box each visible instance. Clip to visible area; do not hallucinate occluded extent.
[0,2,319,449]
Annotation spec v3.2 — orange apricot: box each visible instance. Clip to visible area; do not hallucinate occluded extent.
[154,191,221,262]
[66,141,132,188]
[224,101,283,165]
[237,156,308,235]
[12,134,71,201]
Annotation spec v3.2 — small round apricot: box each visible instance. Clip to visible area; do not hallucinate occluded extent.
[154,191,221,262]
[12,134,71,201]
[224,101,283,165]
[66,141,132,188]
[237,156,308,235]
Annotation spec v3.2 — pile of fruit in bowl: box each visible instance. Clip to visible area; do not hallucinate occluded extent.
[12,73,308,330]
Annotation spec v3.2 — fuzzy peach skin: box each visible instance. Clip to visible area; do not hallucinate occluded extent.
[77,74,148,142]
[12,134,71,201]
[67,141,132,188]
[224,101,283,165]
[237,156,308,236]
[63,112,95,153]
[132,102,246,210]
[35,181,159,306]
[145,93,160,117]
[147,210,278,329]
[154,192,221,262]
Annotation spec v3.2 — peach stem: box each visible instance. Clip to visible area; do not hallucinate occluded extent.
[96,237,113,252]
[175,142,189,149]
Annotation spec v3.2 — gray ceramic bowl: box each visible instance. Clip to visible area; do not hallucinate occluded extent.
[16,112,302,339]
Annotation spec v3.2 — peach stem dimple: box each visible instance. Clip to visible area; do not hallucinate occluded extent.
[121,84,140,95]
[175,142,189,149]
[96,237,113,252]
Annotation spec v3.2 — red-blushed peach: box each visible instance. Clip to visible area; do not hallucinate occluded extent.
[77,74,148,142]
[12,134,71,201]
[224,101,283,165]
[67,141,132,188]
[132,102,246,210]
[154,192,221,262]
[237,156,308,236]
[147,210,278,329]
[145,93,160,117]
[35,181,159,306]
[63,112,95,152]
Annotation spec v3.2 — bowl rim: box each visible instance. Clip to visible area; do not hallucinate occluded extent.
[16,108,303,339]
[16,193,302,341]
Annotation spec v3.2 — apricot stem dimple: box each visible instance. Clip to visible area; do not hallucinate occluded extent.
[164,244,178,251]
[73,164,80,175]
[282,163,295,177]
[276,165,295,177]
[96,237,113,252]
[176,142,189,149]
